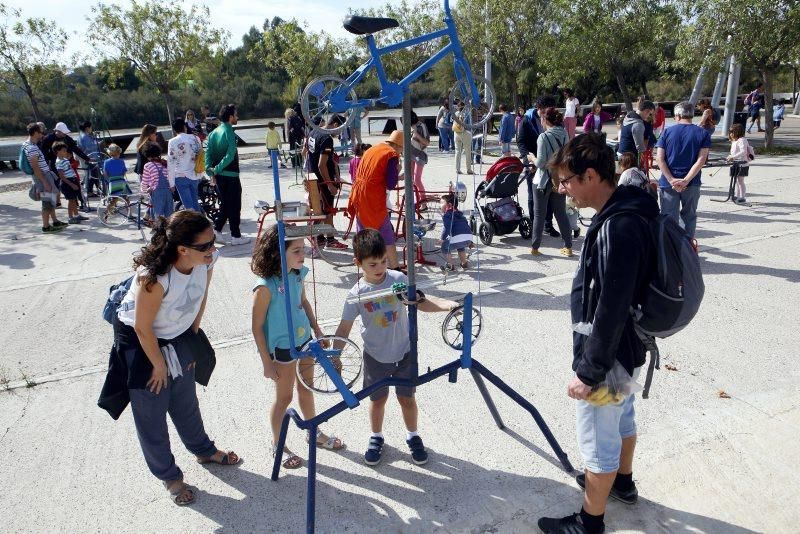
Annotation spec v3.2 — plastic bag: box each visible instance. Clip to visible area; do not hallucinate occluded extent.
[586,361,643,406]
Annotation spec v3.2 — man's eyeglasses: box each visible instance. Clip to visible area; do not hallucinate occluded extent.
[552,172,580,189]
[184,239,215,252]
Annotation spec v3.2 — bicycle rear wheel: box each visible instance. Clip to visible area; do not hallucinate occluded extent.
[97,195,132,227]
[301,75,357,135]
[449,74,496,130]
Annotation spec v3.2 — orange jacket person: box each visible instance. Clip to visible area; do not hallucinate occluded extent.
[347,130,403,268]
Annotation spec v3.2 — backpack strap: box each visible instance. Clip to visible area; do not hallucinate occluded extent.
[634,326,660,399]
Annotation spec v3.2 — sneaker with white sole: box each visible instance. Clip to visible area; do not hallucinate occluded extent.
[230,236,251,246]
[213,230,225,243]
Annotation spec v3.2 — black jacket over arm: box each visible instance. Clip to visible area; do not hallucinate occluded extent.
[570,186,659,386]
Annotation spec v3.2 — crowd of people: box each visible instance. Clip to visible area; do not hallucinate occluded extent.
[18,83,776,531]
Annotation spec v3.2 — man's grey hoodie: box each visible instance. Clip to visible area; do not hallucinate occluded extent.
[618,111,646,154]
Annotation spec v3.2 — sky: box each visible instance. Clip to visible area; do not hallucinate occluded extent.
[9,0,384,63]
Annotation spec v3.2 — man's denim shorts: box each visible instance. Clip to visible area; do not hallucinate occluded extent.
[575,393,637,473]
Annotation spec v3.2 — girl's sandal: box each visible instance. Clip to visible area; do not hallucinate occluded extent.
[163,478,195,506]
[272,446,303,469]
[197,449,241,466]
[308,429,345,450]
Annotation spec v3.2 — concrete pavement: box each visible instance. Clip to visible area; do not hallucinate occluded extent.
[0,118,798,532]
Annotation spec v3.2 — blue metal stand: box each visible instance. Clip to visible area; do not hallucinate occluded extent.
[267,96,571,534]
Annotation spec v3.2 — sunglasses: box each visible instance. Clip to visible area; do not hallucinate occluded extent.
[184,238,215,252]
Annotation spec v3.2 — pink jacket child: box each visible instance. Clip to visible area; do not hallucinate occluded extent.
[582,111,614,134]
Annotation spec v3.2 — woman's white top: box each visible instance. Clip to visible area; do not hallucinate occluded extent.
[565,98,580,118]
[118,251,218,339]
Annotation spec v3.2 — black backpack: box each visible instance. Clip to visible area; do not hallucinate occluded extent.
[609,212,705,398]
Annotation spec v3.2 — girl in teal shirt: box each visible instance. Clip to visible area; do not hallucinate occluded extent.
[251,225,345,469]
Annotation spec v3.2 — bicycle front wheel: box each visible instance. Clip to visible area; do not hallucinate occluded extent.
[301,75,357,135]
[449,74,496,130]
[97,195,131,227]
[296,336,363,394]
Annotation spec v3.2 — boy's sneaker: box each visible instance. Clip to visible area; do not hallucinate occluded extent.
[213,230,225,243]
[77,214,89,221]
[326,238,348,250]
[42,225,64,233]
[575,472,638,505]
[406,435,428,465]
[52,220,69,228]
[537,512,595,533]
[68,216,81,224]
[364,436,384,466]
[441,262,456,272]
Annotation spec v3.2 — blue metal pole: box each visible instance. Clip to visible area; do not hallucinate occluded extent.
[459,293,473,369]
[269,149,299,357]
[270,410,294,481]
[471,360,574,472]
[402,91,418,380]
[306,423,318,534]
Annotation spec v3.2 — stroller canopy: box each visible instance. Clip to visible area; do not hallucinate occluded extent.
[482,156,525,199]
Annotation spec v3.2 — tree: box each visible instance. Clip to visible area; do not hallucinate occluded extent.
[543,0,674,111]
[252,19,338,104]
[455,0,548,110]
[88,0,228,125]
[676,0,800,149]
[0,4,68,121]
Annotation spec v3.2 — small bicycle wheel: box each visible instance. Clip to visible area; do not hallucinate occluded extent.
[519,216,533,239]
[97,195,131,227]
[301,75,357,135]
[478,222,493,245]
[442,305,483,350]
[296,336,363,394]
[449,74,496,130]
[198,179,220,222]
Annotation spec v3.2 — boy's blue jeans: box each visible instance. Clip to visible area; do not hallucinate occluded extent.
[659,185,701,239]
[175,177,200,212]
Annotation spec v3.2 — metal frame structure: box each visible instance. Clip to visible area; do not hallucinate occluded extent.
[265,89,572,532]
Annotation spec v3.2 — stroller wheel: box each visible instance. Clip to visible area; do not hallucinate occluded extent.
[519,216,532,239]
[478,223,494,245]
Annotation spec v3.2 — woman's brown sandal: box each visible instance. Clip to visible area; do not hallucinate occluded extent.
[197,450,241,466]
[164,478,195,506]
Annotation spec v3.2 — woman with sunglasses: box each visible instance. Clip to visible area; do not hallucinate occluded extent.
[114,210,240,506]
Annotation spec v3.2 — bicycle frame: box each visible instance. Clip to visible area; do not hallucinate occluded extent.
[333,0,480,110]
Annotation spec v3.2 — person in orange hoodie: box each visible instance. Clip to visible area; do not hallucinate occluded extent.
[347,130,403,268]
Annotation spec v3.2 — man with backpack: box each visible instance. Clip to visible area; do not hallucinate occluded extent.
[538,133,659,534]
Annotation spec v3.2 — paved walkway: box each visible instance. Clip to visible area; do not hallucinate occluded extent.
[0,117,798,532]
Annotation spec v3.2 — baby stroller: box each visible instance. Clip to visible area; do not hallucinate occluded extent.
[471,156,532,245]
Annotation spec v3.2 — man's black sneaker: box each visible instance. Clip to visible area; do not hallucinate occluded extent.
[42,225,64,233]
[538,512,597,533]
[406,435,428,465]
[52,220,69,228]
[546,227,561,238]
[575,472,638,505]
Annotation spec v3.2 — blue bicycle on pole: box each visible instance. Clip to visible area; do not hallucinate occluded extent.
[300,0,495,135]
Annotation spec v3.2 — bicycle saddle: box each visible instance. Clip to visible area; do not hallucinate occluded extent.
[343,15,399,35]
